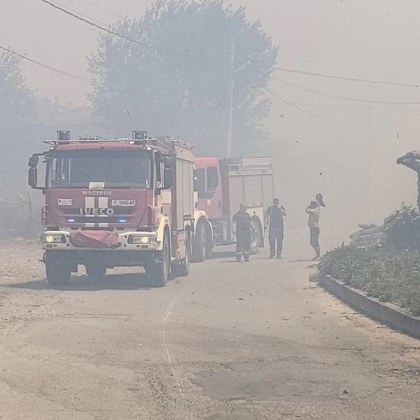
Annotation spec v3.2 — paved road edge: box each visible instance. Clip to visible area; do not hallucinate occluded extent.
[318,274,420,339]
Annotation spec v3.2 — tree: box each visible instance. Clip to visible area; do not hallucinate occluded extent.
[0,52,36,128]
[0,51,39,189]
[88,0,278,156]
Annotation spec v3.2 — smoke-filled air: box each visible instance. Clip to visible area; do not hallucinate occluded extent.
[0,1,419,419]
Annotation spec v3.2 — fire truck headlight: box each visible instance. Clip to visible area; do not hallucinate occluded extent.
[43,234,66,244]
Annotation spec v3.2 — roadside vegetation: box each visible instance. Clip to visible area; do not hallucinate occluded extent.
[319,206,420,316]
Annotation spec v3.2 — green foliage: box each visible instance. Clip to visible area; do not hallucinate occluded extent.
[88,0,278,156]
[320,246,420,316]
[320,246,375,289]
[383,205,420,251]
[0,51,39,186]
[0,51,36,127]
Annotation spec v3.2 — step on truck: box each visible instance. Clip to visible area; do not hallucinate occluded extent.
[28,130,195,287]
[193,157,274,258]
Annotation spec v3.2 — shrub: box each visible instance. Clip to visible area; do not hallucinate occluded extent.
[320,246,420,316]
[384,205,420,252]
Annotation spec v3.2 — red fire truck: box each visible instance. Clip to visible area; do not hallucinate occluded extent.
[28,131,195,287]
[193,157,273,259]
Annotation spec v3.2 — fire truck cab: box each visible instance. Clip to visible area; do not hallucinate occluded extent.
[28,131,195,287]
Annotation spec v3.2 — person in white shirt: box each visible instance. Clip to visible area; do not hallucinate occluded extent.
[306,201,321,260]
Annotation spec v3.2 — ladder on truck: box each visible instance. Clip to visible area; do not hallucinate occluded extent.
[44,131,192,154]
[226,157,273,176]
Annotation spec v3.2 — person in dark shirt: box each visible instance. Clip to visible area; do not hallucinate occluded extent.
[232,203,251,262]
[266,198,287,259]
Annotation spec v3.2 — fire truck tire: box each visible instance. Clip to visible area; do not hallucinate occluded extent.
[45,260,71,286]
[250,217,263,255]
[172,234,190,277]
[86,264,107,280]
[147,232,170,287]
[205,223,213,258]
[192,222,206,262]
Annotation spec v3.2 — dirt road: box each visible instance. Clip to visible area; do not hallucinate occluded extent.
[0,239,419,420]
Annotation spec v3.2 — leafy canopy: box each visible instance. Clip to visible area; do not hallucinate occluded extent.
[0,51,36,131]
[0,51,39,183]
[89,0,278,156]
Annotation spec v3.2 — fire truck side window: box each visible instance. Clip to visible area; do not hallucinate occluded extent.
[50,158,69,184]
[206,167,218,192]
[195,169,205,195]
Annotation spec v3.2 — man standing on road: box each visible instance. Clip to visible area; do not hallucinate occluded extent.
[266,198,286,259]
[306,200,321,260]
[232,203,251,262]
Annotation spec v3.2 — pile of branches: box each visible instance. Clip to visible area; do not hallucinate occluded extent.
[350,224,387,248]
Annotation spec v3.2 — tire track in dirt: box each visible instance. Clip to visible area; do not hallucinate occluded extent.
[162,291,186,399]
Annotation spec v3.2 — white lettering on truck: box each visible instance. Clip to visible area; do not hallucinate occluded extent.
[111,200,136,207]
[82,190,112,197]
[80,208,115,216]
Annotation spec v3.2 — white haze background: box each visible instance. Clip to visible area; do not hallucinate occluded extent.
[2,0,420,241]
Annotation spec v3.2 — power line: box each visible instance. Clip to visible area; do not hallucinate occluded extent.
[0,43,112,92]
[0,44,90,83]
[41,0,151,48]
[272,66,419,88]
[280,55,419,79]
[51,0,108,26]
[264,87,348,122]
[271,77,420,105]
[80,0,124,19]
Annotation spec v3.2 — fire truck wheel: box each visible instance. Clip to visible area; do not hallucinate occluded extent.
[172,234,190,277]
[147,232,170,287]
[249,217,262,255]
[205,226,213,259]
[45,260,71,286]
[86,264,107,280]
[192,222,206,262]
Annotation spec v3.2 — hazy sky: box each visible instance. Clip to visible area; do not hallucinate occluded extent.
[2,0,420,228]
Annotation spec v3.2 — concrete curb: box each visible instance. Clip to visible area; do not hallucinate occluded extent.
[318,274,420,339]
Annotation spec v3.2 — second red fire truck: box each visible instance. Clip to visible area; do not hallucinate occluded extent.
[193,157,274,260]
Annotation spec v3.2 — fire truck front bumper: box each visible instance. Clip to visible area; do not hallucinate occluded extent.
[43,248,162,268]
[42,231,159,249]
[41,230,162,265]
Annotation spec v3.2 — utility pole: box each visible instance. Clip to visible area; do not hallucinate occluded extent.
[368,103,372,219]
[227,38,235,158]
[226,40,252,158]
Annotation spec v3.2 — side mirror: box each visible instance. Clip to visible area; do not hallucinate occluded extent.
[28,155,39,168]
[194,176,199,192]
[164,167,175,189]
[28,167,38,188]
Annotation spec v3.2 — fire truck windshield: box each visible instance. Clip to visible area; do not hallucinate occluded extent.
[47,150,152,188]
